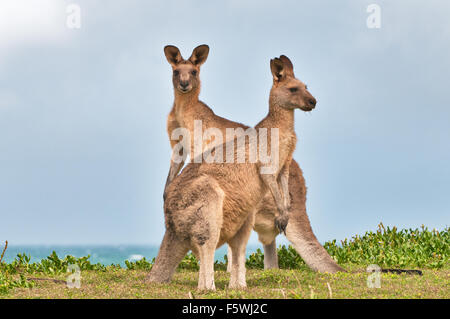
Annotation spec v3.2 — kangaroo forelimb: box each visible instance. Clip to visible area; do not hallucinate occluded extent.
[163,155,185,201]
[261,173,289,234]
[278,163,291,210]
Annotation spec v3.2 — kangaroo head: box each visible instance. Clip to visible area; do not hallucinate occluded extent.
[270,55,316,112]
[164,44,209,94]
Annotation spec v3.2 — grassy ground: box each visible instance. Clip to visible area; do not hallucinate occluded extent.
[2,265,449,299]
[1,224,449,299]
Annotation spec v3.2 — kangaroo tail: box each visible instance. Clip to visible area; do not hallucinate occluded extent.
[285,161,345,273]
[147,230,189,283]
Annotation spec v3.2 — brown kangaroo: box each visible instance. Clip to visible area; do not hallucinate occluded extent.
[148,55,314,290]
[159,45,344,273]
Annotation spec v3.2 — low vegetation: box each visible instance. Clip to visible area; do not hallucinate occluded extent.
[1,224,448,298]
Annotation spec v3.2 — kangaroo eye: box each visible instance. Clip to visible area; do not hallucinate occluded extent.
[173,70,179,76]
[289,87,298,93]
[191,70,197,76]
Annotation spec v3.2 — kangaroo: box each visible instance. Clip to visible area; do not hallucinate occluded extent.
[148,55,315,290]
[160,44,344,273]
[149,56,316,290]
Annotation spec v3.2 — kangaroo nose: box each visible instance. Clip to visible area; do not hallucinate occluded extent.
[180,81,189,88]
[308,98,316,108]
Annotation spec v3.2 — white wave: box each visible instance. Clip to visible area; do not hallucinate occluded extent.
[128,254,144,262]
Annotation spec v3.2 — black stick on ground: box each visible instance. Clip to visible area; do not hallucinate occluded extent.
[381,268,423,276]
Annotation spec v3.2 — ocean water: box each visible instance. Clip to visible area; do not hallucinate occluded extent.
[1,244,262,267]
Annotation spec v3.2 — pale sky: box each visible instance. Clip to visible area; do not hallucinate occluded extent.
[0,0,449,245]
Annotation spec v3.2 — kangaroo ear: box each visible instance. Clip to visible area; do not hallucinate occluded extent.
[189,44,209,66]
[279,55,294,76]
[270,58,285,82]
[164,45,183,66]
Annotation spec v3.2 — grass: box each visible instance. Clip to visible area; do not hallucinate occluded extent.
[1,224,449,299]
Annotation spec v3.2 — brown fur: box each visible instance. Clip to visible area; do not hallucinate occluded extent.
[164,45,343,273]
[151,53,319,290]
[150,54,310,290]
[149,46,343,290]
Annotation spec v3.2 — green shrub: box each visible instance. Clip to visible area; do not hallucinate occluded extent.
[323,224,449,268]
[242,224,449,270]
[178,252,200,270]
[0,272,34,295]
[1,251,107,275]
[1,223,447,294]
[125,257,153,270]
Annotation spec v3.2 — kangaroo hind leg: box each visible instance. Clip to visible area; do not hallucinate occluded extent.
[228,211,255,289]
[263,238,279,269]
[193,179,224,291]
